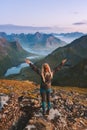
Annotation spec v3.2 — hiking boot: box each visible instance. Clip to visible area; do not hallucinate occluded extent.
[46,109,50,115]
[42,110,46,115]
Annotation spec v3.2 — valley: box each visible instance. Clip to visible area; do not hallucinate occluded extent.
[6,35,87,87]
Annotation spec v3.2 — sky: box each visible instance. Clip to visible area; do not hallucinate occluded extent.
[0,0,87,33]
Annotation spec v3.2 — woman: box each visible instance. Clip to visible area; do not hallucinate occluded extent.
[25,59,67,115]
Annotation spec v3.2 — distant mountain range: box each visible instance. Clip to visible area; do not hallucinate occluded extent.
[0,38,31,77]
[0,32,67,53]
[54,32,85,38]
[53,32,85,43]
[18,35,87,87]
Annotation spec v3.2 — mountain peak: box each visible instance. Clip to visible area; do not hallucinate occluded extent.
[34,32,42,39]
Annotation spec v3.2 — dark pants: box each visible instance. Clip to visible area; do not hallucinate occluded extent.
[40,88,51,111]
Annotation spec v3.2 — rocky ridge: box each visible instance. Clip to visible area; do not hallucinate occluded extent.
[0,79,87,130]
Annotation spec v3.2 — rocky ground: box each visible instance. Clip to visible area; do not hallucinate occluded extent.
[0,79,87,130]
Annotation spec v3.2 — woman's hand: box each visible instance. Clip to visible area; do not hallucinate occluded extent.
[62,59,67,65]
[25,59,31,64]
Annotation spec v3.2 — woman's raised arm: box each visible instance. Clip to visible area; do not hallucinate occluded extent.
[52,59,67,75]
[25,59,41,75]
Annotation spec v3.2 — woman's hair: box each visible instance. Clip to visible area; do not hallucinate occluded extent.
[41,63,53,82]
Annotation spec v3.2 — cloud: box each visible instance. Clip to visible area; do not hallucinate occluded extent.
[73,21,87,25]
[73,11,79,14]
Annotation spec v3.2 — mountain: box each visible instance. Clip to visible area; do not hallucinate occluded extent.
[57,32,85,38]
[21,32,66,50]
[0,32,67,53]
[16,35,87,87]
[53,32,85,43]
[0,38,30,77]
